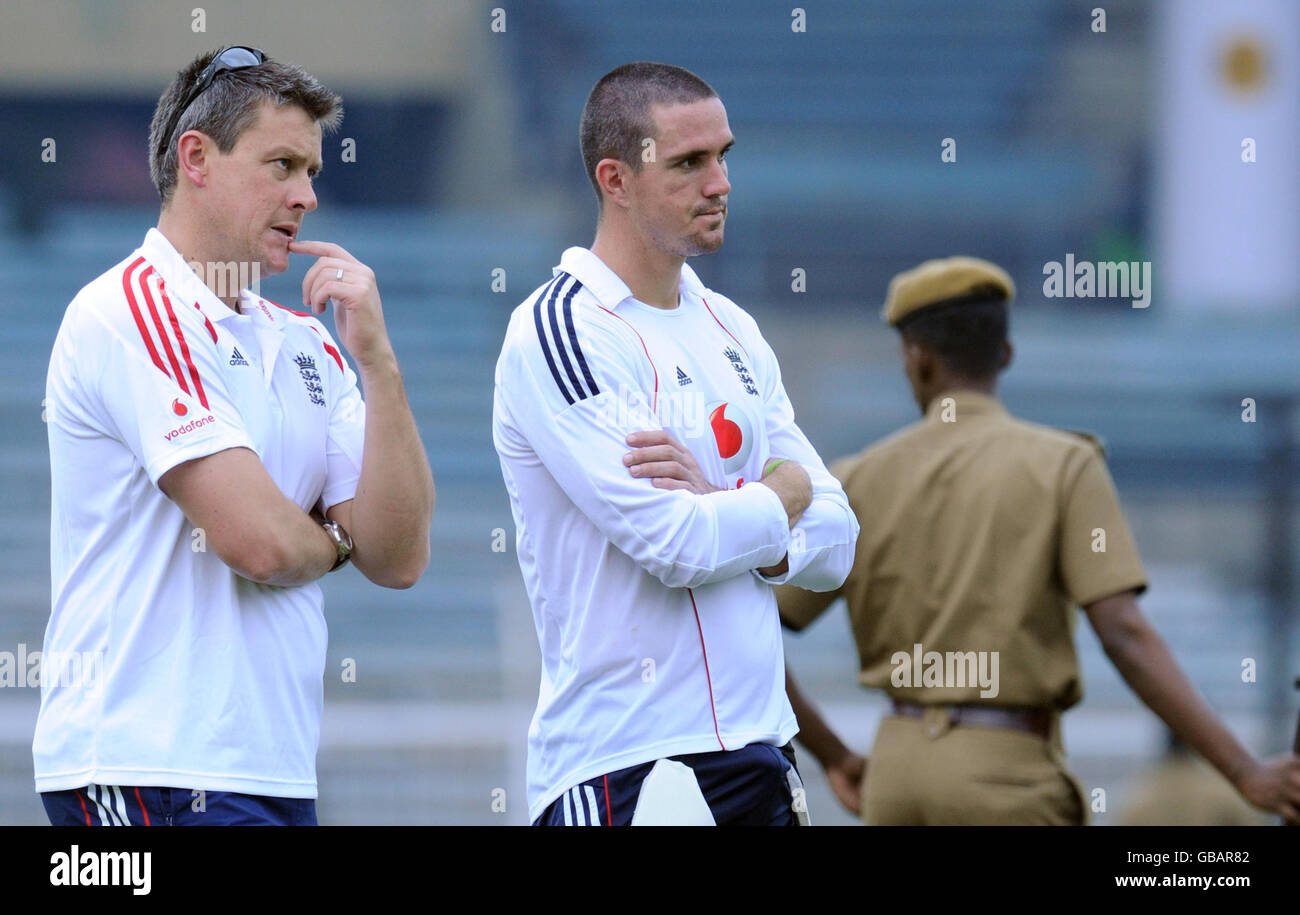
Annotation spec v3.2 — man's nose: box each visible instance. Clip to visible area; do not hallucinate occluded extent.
[289,176,317,213]
[703,159,730,199]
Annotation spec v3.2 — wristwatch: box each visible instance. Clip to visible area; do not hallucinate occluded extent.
[321,520,353,571]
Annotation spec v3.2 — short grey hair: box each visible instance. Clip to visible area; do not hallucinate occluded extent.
[149,48,343,205]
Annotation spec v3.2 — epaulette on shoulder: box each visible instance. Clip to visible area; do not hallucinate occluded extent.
[1059,428,1107,458]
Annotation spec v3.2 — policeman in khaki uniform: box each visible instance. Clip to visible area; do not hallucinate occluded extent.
[779,256,1300,826]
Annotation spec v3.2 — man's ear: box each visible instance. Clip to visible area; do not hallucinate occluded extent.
[999,339,1013,371]
[175,131,211,191]
[902,338,934,383]
[900,336,918,371]
[595,158,632,209]
[916,346,938,387]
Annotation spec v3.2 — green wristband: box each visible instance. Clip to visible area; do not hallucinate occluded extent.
[763,458,788,476]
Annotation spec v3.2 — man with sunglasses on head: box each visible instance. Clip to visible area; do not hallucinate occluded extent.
[36,47,434,825]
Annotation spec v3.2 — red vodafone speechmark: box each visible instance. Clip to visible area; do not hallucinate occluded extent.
[172,398,188,417]
[710,403,743,459]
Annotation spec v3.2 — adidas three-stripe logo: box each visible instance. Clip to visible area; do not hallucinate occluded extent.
[533,272,600,405]
[229,347,249,366]
[562,784,603,825]
[676,366,692,385]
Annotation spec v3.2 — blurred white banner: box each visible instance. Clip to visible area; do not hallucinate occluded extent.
[1154,0,1299,312]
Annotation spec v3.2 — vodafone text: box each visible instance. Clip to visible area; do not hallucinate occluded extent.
[164,414,215,442]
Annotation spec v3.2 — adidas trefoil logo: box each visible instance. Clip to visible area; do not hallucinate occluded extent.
[229,347,250,367]
[676,366,693,386]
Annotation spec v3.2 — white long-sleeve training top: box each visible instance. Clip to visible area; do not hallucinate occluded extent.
[492,246,858,822]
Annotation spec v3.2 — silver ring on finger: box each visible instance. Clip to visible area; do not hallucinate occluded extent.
[335,267,344,281]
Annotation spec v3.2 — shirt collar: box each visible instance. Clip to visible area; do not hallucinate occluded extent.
[240,294,287,328]
[924,388,1007,422]
[555,246,708,309]
[140,227,278,326]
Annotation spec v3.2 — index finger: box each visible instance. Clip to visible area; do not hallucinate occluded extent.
[289,239,355,261]
[626,429,677,448]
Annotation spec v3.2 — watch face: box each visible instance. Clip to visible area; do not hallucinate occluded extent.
[326,521,351,554]
[324,521,351,571]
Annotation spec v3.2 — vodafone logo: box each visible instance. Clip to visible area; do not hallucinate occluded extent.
[707,401,755,475]
[164,414,215,442]
[171,398,188,417]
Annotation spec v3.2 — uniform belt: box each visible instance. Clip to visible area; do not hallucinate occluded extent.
[891,699,1053,739]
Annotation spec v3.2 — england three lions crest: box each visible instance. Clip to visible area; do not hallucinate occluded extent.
[293,353,326,406]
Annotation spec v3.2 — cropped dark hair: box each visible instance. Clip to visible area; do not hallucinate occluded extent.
[149,48,342,204]
[579,61,716,203]
[897,288,1010,380]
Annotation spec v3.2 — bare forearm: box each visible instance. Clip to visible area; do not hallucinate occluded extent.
[255,510,338,587]
[350,353,434,586]
[786,666,852,770]
[1103,622,1256,788]
[756,460,811,576]
[163,447,339,588]
[213,495,337,587]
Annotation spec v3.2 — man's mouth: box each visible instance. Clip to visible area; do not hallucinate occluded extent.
[271,224,297,240]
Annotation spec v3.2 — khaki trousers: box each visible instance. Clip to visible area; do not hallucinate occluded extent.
[862,712,1088,826]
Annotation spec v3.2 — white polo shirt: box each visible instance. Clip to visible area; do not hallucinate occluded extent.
[493,247,858,821]
[36,228,366,798]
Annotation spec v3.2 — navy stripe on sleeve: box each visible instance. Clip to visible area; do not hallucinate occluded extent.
[547,275,589,400]
[559,274,600,398]
[531,276,574,405]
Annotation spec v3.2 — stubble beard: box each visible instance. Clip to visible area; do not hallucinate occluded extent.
[664,220,725,258]
[683,228,723,256]
[682,207,726,256]
[254,231,283,280]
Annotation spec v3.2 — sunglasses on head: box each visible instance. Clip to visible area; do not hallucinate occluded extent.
[156,46,266,160]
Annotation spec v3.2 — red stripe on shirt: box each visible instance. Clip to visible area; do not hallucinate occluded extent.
[158,279,209,409]
[686,587,726,751]
[75,788,92,826]
[596,304,659,413]
[307,325,345,372]
[701,297,750,360]
[121,257,170,379]
[603,774,612,826]
[137,266,191,397]
[192,301,218,343]
[269,299,312,318]
[316,335,344,373]
[267,296,346,373]
[133,786,152,826]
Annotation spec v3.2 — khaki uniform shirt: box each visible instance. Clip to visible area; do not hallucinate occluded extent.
[778,389,1147,709]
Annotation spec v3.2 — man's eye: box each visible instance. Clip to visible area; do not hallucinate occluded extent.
[275,158,291,169]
